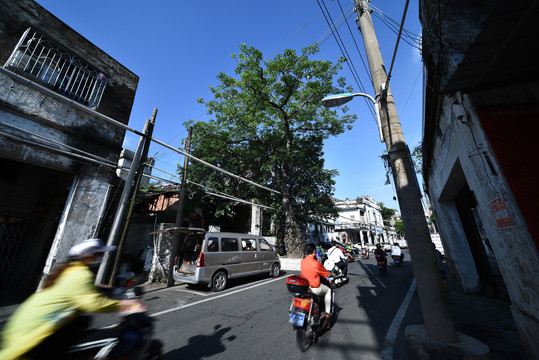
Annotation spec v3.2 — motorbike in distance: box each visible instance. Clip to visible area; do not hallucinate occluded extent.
[66,286,163,360]
[286,275,335,352]
[391,254,403,267]
[361,247,370,260]
[375,254,388,276]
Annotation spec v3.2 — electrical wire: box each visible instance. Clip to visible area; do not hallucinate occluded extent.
[318,0,366,95]
[140,164,278,211]
[0,129,117,169]
[385,0,410,91]
[337,0,373,84]
[317,0,377,121]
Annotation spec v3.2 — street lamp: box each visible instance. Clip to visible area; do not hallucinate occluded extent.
[321,92,384,143]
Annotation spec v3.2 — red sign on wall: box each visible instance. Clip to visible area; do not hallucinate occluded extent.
[489,197,514,229]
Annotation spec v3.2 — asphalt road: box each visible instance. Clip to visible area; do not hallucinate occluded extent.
[119,251,417,360]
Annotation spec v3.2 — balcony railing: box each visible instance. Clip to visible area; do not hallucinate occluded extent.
[4,28,107,109]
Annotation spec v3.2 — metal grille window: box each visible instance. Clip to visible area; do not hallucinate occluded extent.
[4,28,108,109]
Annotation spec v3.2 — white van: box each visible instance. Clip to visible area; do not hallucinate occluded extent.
[173,229,281,291]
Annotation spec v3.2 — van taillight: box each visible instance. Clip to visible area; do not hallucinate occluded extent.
[196,252,205,267]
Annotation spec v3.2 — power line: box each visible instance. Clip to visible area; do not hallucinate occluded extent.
[317,0,366,93]
[142,164,278,211]
[385,0,411,89]
[0,68,281,197]
[317,0,377,121]
[337,0,373,84]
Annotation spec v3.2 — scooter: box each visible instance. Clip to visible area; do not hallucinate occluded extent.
[286,275,335,352]
[375,254,388,276]
[391,254,403,267]
[66,286,163,359]
[361,248,370,260]
[323,259,349,288]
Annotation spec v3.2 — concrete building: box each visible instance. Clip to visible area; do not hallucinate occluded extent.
[0,0,138,293]
[419,0,539,358]
[331,196,385,245]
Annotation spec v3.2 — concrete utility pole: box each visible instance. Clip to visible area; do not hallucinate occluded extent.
[109,110,156,284]
[167,126,193,287]
[96,109,157,285]
[355,0,458,343]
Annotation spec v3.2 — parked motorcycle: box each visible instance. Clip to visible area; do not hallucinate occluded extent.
[66,286,163,359]
[391,254,403,267]
[375,254,388,276]
[286,275,335,352]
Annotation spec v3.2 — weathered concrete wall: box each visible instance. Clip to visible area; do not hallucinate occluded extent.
[0,70,126,167]
[0,0,138,124]
[425,92,539,358]
[39,169,115,281]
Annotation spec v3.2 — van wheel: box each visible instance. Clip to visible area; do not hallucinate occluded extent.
[212,271,228,292]
[270,263,280,278]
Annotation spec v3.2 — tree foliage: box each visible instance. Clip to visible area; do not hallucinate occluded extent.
[379,202,396,223]
[394,219,405,235]
[411,142,422,175]
[184,44,357,257]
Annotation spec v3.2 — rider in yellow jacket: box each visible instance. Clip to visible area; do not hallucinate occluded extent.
[0,239,139,360]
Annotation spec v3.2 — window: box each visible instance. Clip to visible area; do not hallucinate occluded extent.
[221,238,239,252]
[241,239,256,251]
[259,239,272,252]
[207,237,219,252]
[4,28,107,109]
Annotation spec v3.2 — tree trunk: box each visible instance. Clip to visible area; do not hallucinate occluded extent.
[281,187,304,258]
[147,223,174,284]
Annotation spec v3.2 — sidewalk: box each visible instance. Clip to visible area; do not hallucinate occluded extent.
[440,274,526,359]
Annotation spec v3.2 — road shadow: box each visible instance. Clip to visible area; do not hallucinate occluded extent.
[164,324,236,359]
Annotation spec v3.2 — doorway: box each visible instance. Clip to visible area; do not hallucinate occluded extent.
[454,185,506,298]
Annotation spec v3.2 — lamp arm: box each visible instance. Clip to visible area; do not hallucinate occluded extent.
[351,93,384,143]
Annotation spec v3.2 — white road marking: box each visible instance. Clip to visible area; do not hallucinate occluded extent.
[150,276,285,317]
[363,265,387,288]
[380,278,416,360]
[174,288,212,296]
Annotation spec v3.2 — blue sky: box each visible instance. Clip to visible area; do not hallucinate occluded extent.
[35,0,423,212]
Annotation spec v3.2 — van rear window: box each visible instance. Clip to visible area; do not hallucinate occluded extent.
[221,237,239,252]
[182,235,203,263]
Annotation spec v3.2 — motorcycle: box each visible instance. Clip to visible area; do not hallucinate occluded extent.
[391,254,403,267]
[361,248,370,260]
[375,254,388,276]
[286,275,335,352]
[323,259,349,288]
[66,286,163,359]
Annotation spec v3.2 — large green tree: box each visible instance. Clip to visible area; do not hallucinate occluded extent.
[184,44,356,257]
